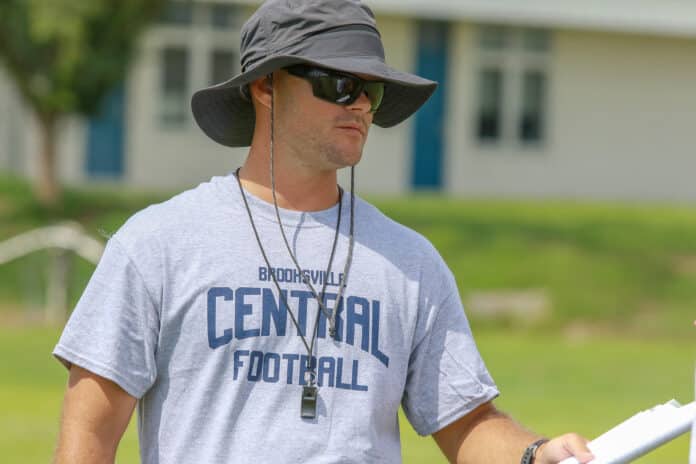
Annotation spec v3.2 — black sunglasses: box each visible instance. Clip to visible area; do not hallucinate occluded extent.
[285,65,385,113]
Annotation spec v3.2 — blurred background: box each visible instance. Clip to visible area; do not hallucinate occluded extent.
[0,0,694,462]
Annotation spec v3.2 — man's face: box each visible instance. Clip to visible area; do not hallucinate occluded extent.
[272,68,375,172]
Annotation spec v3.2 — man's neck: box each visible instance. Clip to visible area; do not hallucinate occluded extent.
[237,158,341,212]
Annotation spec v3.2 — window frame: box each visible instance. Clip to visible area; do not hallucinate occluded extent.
[158,45,191,128]
[474,25,552,150]
[152,2,243,129]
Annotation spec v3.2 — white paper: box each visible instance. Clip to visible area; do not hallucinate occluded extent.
[690,409,696,464]
[560,400,696,464]
[690,366,696,464]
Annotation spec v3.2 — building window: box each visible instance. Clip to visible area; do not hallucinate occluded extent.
[158,2,194,26]
[159,47,189,126]
[210,4,241,29]
[522,28,551,52]
[520,70,546,142]
[153,3,242,127]
[477,68,503,141]
[475,26,551,147]
[210,49,238,84]
[479,26,509,50]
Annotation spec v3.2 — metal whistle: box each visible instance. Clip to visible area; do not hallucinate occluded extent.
[301,385,318,419]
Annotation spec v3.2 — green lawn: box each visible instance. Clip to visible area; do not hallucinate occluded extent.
[1,326,692,463]
[1,175,696,462]
[2,175,696,339]
[375,195,696,339]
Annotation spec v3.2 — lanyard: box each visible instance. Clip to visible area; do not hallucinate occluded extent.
[235,168,355,419]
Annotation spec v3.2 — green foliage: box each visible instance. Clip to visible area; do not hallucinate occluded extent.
[1,173,696,339]
[1,176,695,461]
[0,0,166,115]
[372,195,696,338]
[0,174,166,312]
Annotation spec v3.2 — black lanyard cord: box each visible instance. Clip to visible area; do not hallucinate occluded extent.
[235,168,341,382]
[235,74,356,391]
[268,75,354,339]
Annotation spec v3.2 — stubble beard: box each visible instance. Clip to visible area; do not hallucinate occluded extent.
[274,109,366,172]
[321,139,364,170]
[319,121,368,169]
[287,126,364,172]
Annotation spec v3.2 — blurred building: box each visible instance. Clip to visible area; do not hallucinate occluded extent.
[1,0,695,201]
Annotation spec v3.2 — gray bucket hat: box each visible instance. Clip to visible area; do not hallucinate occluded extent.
[191,0,438,147]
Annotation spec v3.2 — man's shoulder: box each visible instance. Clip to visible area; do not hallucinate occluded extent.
[355,198,454,288]
[357,198,438,255]
[111,175,232,248]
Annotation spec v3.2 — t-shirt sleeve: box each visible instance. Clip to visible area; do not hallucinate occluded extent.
[53,237,160,398]
[401,253,499,436]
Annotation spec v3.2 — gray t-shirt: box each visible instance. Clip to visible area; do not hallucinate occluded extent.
[54,172,498,463]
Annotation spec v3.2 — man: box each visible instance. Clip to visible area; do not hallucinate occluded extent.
[53,1,594,463]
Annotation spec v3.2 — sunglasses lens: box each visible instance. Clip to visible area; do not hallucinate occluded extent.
[291,66,385,113]
[364,82,385,112]
[321,77,384,112]
[317,75,360,104]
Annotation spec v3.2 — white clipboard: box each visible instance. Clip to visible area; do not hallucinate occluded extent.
[690,405,696,464]
[560,400,696,464]
[691,366,696,464]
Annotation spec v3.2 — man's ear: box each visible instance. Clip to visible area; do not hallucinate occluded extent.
[249,74,273,110]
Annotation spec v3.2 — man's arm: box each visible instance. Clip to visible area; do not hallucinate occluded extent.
[53,365,137,464]
[432,401,594,464]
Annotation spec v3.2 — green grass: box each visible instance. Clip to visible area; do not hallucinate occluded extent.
[1,326,692,463]
[373,195,696,339]
[0,174,166,315]
[1,174,696,462]
[2,174,696,338]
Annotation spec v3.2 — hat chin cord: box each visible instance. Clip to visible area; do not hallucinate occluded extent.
[236,72,357,417]
[266,72,356,343]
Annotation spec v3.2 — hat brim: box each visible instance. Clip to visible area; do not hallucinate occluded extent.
[191,55,437,147]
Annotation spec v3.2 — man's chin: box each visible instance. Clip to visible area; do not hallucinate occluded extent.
[326,147,364,169]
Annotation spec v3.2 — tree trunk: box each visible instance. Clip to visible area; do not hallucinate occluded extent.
[35,112,61,207]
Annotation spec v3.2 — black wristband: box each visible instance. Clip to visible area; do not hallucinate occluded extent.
[520,438,549,464]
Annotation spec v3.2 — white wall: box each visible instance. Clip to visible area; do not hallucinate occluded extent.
[0,70,16,172]
[339,15,416,194]
[56,115,87,185]
[0,63,88,185]
[552,30,696,201]
[126,11,414,194]
[4,5,696,202]
[125,7,253,190]
[367,0,696,39]
[0,68,28,175]
[447,26,696,201]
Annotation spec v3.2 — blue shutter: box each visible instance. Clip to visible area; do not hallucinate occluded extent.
[86,84,125,178]
[412,20,449,190]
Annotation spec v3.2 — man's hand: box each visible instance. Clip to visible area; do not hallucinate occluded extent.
[535,434,594,464]
[432,401,594,464]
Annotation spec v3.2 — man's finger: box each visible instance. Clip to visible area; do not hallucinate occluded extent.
[537,433,594,464]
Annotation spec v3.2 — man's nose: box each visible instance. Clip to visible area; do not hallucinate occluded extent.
[348,91,372,113]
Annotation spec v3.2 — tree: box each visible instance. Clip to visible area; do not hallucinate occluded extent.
[0,0,167,207]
